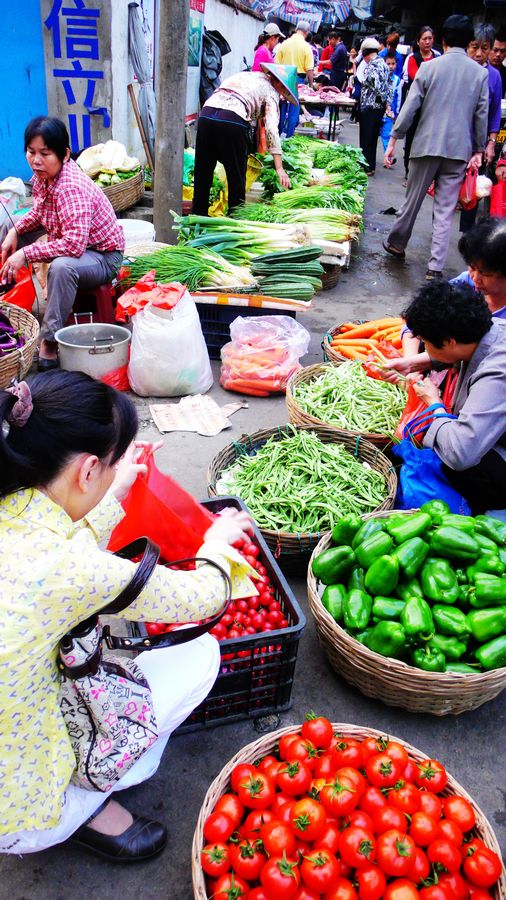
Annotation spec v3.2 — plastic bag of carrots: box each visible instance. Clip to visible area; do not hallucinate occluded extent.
[220,315,310,397]
[329,317,403,362]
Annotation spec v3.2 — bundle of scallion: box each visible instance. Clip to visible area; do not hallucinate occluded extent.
[120,245,256,291]
[271,185,365,214]
[172,213,312,265]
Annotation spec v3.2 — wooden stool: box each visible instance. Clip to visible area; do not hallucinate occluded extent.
[71,283,116,325]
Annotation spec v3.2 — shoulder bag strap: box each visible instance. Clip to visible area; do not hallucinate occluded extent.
[101,538,161,616]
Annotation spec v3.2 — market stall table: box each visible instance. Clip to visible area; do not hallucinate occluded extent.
[299,96,356,141]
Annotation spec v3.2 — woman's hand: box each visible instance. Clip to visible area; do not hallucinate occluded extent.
[413,377,441,406]
[467,153,482,174]
[110,440,163,502]
[496,164,506,183]
[383,352,431,381]
[277,167,291,190]
[1,228,18,266]
[204,507,254,546]
[1,248,25,284]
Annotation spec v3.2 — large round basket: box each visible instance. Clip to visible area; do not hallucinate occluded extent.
[192,722,506,899]
[323,317,401,364]
[307,510,506,716]
[206,424,397,564]
[286,362,398,450]
[100,170,144,213]
[0,301,39,389]
[320,262,341,291]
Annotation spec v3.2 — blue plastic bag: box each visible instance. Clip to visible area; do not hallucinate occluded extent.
[392,440,471,514]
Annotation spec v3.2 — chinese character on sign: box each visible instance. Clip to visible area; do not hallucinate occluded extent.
[45,0,111,152]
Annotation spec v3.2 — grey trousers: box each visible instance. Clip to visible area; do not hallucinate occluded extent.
[387,156,467,272]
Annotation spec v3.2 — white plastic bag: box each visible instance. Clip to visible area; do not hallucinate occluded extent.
[128,291,213,397]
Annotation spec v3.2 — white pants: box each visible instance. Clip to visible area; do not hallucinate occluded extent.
[0,634,220,854]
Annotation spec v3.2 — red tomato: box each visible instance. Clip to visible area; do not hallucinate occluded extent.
[419,887,452,900]
[323,877,358,899]
[320,772,360,817]
[249,889,269,900]
[261,856,300,899]
[383,879,420,900]
[341,809,374,833]
[231,763,257,794]
[291,797,327,842]
[409,846,430,883]
[230,839,266,882]
[301,848,341,893]
[243,542,259,558]
[331,736,364,769]
[442,796,476,833]
[317,821,342,854]
[214,793,244,827]
[260,820,296,858]
[279,733,299,759]
[282,736,319,769]
[271,794,293,815]
[263,760,285,782]
[462,838,487,860]
[356,865,387,900]
[409,811,439,847]
[415,760,447,793]
[314,752,338,780]
[427,839,462,874]
[236,771,275,810]
[388,781,421,816]
[468,889,493,899]
[361,736,390,763]
[373,806,408,835]
[435,818,463,847]
[366,753,402,789]
[294,887,320,900]
[338,766,367,795]
[277,761,313,797]
[339,825,376,869]
[384,741,410,772]
[418,791,442,820]
[403,759,420,783]
[437,872,470,899]
[210,623,227,639]
[376,829,416,877]
[278,800,297,827]
[463,847,502,888]
[242,809,276,841]
[145,622,166,635]
[359,786,388,816]
[214,872,250,900]
[203,811,236,844]
[201,842,231,878]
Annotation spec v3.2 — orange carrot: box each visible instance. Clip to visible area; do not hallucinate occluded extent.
[332,338,380,348]
[337,322,377,339]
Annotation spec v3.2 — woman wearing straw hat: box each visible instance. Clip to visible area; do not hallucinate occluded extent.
[192,64,296,215]
[252,23,284,72]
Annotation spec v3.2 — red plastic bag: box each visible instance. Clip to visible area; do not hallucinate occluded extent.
[2,266,36,312]
[362,340,402,380]
[394,369,454,442]
[99,364,130,391]
[458,169,478,211]
[107,447,215,559]
[490,180,506,218]
[116,273,187,322]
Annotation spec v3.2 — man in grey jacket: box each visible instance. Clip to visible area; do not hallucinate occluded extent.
[383,15,488,278]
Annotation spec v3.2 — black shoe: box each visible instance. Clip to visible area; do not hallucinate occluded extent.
[37,357,60,372]
[425,269,443,281]
[383,239,406,259]
[70,813,168,862]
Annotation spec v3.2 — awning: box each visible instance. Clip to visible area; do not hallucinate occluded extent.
[349,0,373,20]
[241,0,351,25]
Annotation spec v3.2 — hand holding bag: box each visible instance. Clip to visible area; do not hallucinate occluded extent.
[59,538,231,792]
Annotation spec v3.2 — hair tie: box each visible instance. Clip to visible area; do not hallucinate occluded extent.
[6,381,33,427]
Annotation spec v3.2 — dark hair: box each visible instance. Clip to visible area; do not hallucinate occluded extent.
[385,51,397,60]
[458,218,506,278]
[495,27,506,43]
[328,31,338,40]
[402,282,492,348]
[417,25,434,41]
[24,116,70,162]
[442,15,474,49]
[386,31,400,48]
[255,32,269,49]
[0,370,138,498]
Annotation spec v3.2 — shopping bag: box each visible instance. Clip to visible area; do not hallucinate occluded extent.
[1,266,36,312]
[220,315,310,396]
[490,180,506,218]
[458,168,478,211]
[392,441,471,515]
[394,370,450,442]
[107,447,215,558]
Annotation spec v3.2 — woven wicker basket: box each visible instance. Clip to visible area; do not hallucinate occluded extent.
[323,316,401,364]
[192,722,506,899]
[320,262,341,291]
[100,170,144,213]
[0,301,40,389]
[286,362,397,450]
[206,424,397,563]
[307,510,506,716]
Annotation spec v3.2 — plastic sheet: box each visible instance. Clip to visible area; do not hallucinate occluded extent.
[220,315,310,396]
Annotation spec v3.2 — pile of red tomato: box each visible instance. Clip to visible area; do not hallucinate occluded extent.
[200,716,503,900]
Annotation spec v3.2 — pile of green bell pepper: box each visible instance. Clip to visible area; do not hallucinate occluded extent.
[312,505,506,672]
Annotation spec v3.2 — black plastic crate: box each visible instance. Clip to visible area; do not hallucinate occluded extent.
[134,495,305,731]
[195,302,296,360]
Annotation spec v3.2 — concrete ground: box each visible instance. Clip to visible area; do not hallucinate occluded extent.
[2,123,505,899]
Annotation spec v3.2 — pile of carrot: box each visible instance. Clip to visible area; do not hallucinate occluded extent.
[329,317,403,361]
[220,345,299,396]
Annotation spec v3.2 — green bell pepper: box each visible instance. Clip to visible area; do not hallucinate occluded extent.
[467,607,506,643]
[355,532,394,569]
[421,499,451,526]
[467,556,505,581]
[354,627,375,646]
[430,526,481,562]
[474,515,506,547]
[351,519,384,549]
[363,621,406,657]
[499,548,506,567]
[440,514,476,533]
[312,545,355,585]
[469,574,506,608]
[432,605,471,638]
[475,533,500,555]
[475,634,506,670]
[400,595,434,638]
[386,512,432,544]
[429,633,468,661]
[458,584,473,609]
[446,662,478,674]
[420,560,459,604]
[372,597,406,621]
[321,584,346,623]
[392,537,430,579]
[412,645,446,672]
[364,554,399,596]
[343,589,372,631]
[331,514,362,547]
[396,578,424,602]
[347,567,366,591]
[455,568,468,585]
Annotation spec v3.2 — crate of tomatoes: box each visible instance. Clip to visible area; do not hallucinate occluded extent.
[135,496,305,731]
[192,718,505,899]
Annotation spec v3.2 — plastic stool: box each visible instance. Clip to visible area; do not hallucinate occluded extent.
[71,283,116,325]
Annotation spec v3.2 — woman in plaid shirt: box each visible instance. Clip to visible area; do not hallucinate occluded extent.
[0,117,125,370]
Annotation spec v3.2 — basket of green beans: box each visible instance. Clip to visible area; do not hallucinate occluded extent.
[206,424,397,565]
[286,362,407,449]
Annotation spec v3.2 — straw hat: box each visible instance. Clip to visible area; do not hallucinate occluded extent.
[260,63,299,105]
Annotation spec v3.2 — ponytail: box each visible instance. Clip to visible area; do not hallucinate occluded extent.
[254,33,269,50]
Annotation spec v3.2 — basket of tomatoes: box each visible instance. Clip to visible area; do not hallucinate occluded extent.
[192,718,505,899]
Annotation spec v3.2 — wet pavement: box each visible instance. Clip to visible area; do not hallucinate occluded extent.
[2,123,504,900]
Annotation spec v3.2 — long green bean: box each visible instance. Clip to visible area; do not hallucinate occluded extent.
[215,428,387,533]
[293,363,406,436]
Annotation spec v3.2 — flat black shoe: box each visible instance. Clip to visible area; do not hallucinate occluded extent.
[383,239,405,259]
[425,269,443,281]
[70,813,167,862]
[37,357,60,372]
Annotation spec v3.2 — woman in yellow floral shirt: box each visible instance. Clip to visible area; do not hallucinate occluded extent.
[0,370,254,861]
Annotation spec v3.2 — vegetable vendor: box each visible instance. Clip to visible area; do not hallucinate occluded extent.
[396,281,506,514]
[0,117,125,371]
[0,370,255,861]
[192,64,295,216]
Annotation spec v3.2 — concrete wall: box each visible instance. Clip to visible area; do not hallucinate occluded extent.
[204,0,265,78]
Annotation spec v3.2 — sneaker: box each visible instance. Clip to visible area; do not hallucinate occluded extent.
[425,270,444,281]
